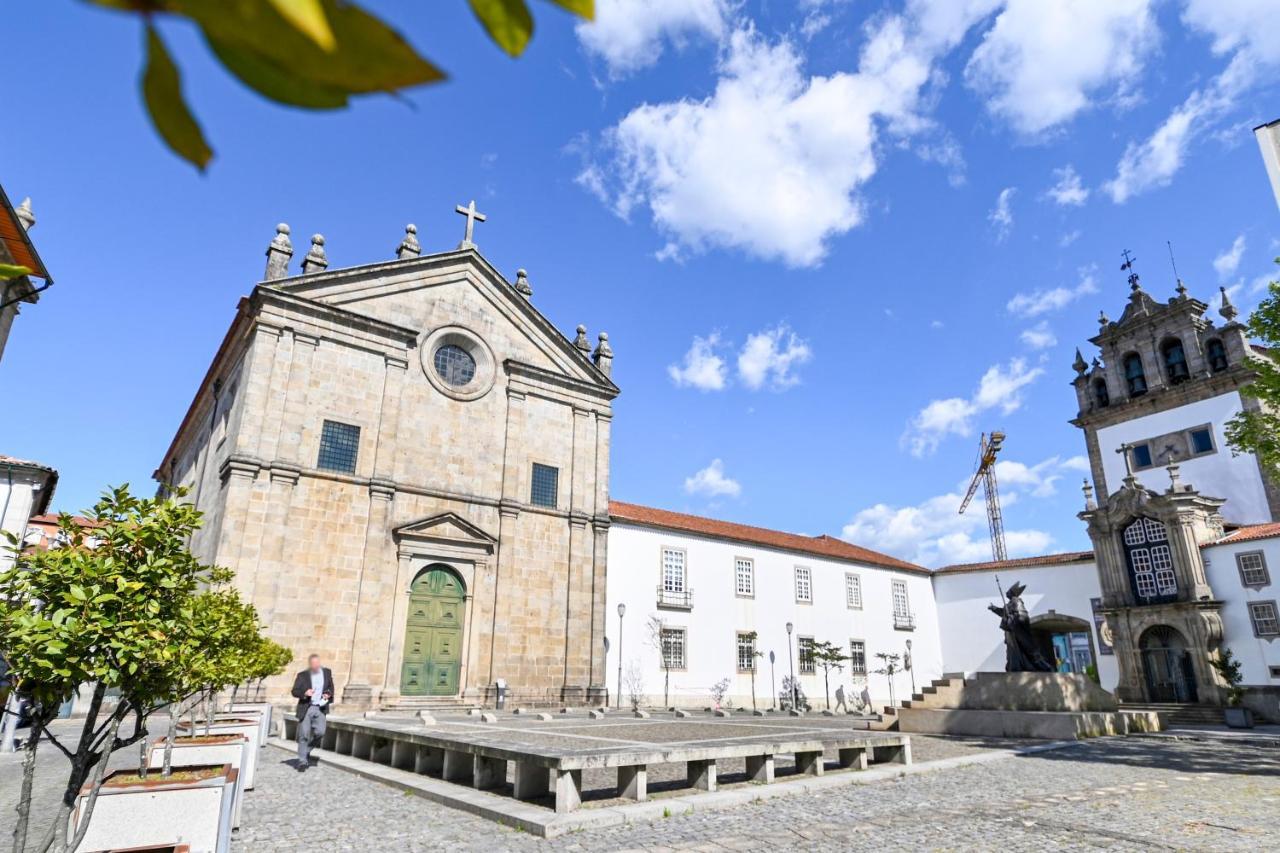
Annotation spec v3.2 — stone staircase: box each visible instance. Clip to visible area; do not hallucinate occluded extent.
[1118,702,1224,727]
[379,696,481,714]
[872,674,968,730]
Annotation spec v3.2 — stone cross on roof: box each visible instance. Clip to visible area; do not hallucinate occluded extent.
[455,199,486,250]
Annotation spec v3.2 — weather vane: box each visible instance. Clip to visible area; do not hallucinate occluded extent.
[1120,248,1140,290]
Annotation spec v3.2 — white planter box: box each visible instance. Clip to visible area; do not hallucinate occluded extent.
[177,720,259,789]
[228,702,273,745]
[70,764,235,853]
[147,735,250,828]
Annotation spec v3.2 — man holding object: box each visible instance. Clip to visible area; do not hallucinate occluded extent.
[291,654,335,770]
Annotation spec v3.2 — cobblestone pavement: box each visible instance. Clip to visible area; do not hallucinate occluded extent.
[5,731,1278,851]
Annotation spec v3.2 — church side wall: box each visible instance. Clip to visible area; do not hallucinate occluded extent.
[932,563,1119,691]
[605,523,943,709]
[1096,391,1270,523]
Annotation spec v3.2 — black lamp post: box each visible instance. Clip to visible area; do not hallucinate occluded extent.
[769,650,776,711]
[615,602,626,708]
[785,621,796,710]
[905,638,915,697]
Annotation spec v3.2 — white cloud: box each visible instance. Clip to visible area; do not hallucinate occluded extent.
[988,186,1016,242]
[1045,165,1089,206]
[737,324,812,390]
[684,458,742,498]
[668,332,729,391]
[1019,322,1057,350]
[964,0,1159,135]
[1182,0,1280,66]
[1006,269,1098,318]
[1059,229,1082,248]
[1214,234,1247,280]
[576,0,728,78]
[902,358,1044,456]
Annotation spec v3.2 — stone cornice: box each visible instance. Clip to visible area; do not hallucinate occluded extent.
[1070,363,1254,430]
[505,359,620,404]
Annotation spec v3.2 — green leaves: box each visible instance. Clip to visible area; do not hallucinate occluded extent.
[266,0,336,50]
[142,24,213,171]
[0,263,33,280]
[470,0,535,57]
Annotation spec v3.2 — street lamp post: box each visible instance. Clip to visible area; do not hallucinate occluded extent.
[603,636,611,706]
[769,650,776,710]
[785,621,796,711]
[615,602,626,708]
[905,639,915,697]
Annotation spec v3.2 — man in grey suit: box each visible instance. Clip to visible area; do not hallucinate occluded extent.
[290,655,334,771]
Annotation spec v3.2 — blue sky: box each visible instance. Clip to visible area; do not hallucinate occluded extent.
[3,0,1278,566]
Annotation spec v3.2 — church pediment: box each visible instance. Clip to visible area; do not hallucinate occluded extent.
[394,512,496,553]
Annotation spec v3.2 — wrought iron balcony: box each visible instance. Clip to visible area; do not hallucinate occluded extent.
[656,585,694,610]
[893,612,916,631]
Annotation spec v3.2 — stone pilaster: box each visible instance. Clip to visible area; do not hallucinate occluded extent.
[342,480,397,707]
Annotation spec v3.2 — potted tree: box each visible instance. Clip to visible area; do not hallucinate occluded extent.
[810,640,849,711]
[1209,648,1253,729]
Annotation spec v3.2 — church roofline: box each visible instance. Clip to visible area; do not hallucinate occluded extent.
[934,550,1095,575]
[1203,521,1280,547]
[608,500,928,574]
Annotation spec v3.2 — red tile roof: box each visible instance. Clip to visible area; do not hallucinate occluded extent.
[608,501,927,574]
[935,550,1095,575]
[1209,522,1280,546]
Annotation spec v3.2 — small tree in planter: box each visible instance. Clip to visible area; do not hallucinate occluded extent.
[810,641,849,710]
[709,678,730,710]
[873,652,903,710]
[1209,648,1253,728]
[742,630,763,711]
[644,615,674,708]
[623,660,645,712]
[779,676,808,711]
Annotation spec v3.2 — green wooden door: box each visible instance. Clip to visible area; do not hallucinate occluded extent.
[401,567,465,696]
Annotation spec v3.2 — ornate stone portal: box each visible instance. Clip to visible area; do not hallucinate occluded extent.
[1079,463,1228,705]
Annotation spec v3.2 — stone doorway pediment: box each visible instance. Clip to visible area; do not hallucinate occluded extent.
[393,512,496,556]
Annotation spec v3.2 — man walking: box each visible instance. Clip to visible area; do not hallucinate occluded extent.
[291,654,334,771]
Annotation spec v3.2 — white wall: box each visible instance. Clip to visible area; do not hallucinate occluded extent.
[1097,391,1270,523]
[932,561,1119,691]
[0,464,51,571]
[605,522,943,709]
[1202,539,1280,685]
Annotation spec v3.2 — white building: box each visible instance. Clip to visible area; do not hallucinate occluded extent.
[0,454,57,571]
[605,502,942,710]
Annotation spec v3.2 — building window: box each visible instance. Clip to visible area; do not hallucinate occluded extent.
[1206,338,1229,373]
[892,580,910,618]
[849,640,867,675]
[660,627,687,669]
[1130,443,1154,470]
[1188,427,1215,456]
[1161,338,1190,385]
[433,343,476,387]
[1093,378,1110,408]
[794,566,812,603]
[1270,665,1280,679]
[845,573,863,609]
[1248,601,1279,639]
[316,420,360,474]
[736,632,757,672]
[798,636,815,674]
[530,463,559,508]
[1122,517,1177,603]
[1123,352,1147,396]
[1237,551,1271,588]
[662,548,686,593]
[735,558,754,597]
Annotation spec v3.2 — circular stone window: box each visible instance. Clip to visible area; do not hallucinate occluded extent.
[420,326,495,401]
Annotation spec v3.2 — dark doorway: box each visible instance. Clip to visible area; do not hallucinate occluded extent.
[1139,625,1198,703]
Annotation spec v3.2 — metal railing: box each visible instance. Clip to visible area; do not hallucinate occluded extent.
[656,585,694,610]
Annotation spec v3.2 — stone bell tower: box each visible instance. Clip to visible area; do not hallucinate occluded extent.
[1078,461,1228,706]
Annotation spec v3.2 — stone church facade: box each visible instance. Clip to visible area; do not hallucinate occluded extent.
[156,219,618,710]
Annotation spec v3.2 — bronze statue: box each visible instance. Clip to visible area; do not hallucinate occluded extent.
[987,580,1054,672]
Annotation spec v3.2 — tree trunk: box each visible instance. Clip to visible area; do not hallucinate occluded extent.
[750,670,756,711]
[663,669,669,708]
[824,671,831,710]
[137,736,147,779]
[11,709,49,853]
[203,690,212,736]
[37,683,107,853]
[60,713,123,853]
[162,702,179,777]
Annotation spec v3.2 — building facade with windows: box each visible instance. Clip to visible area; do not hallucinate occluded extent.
[155,224,618,710]
[604,502,942,709]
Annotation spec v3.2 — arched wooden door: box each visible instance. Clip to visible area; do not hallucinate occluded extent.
[1139,625,1197,703]
[400,566,465,696]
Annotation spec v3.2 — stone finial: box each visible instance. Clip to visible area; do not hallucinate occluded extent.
[264,223,293,280]
[1091,356,1103,371]
[592,332,614,377]
[1082,479,1096,511]
[397,224,420,260]
[1219,286,1239,323]
[301,234,328,274]
[514,268,533,298]
[1072,348,1088,376]
[573,324,591,352]
[15,197,35,231]
[1175,278,1188,299]
[1166,458,1183,493]
[1098,310,1110,329]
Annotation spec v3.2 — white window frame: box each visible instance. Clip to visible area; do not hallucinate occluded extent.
[798,635,815,674]
[845,573,863,610]
[891,579,910,618]
[735,557,755,598]
[661,547,687,593]
[849,639,867,675]
[1249,601,1279,639]
[794,566,812,604]
[1237,551,1271,589]
[736,632,756,672]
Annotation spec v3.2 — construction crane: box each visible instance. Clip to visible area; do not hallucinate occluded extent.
[959,431,1008,563]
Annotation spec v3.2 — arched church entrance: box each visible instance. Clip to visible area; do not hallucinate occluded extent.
[1139,625,1198,703]
[1029,612,1096,676]
[400,565,466,697]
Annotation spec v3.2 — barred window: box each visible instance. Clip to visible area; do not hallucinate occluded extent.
[1131,548,1157,599]
[1124,517,1177,602]
[530,463,558,508]
[1151,546,1177,596]
[433,343,476,387]
[1237,552,1271,588]
[849,640,867,675]
[661,627,687,669]
[735,558,754,597]
[317,420,360,474]
[845,573,863,609]
[798,636,815,674]
[794,566,812,603]
[1249,601,1279,638]
[662,548,686,593]
[736,632,756,672]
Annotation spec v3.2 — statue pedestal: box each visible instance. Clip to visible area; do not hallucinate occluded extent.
[895,673,1160,740]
